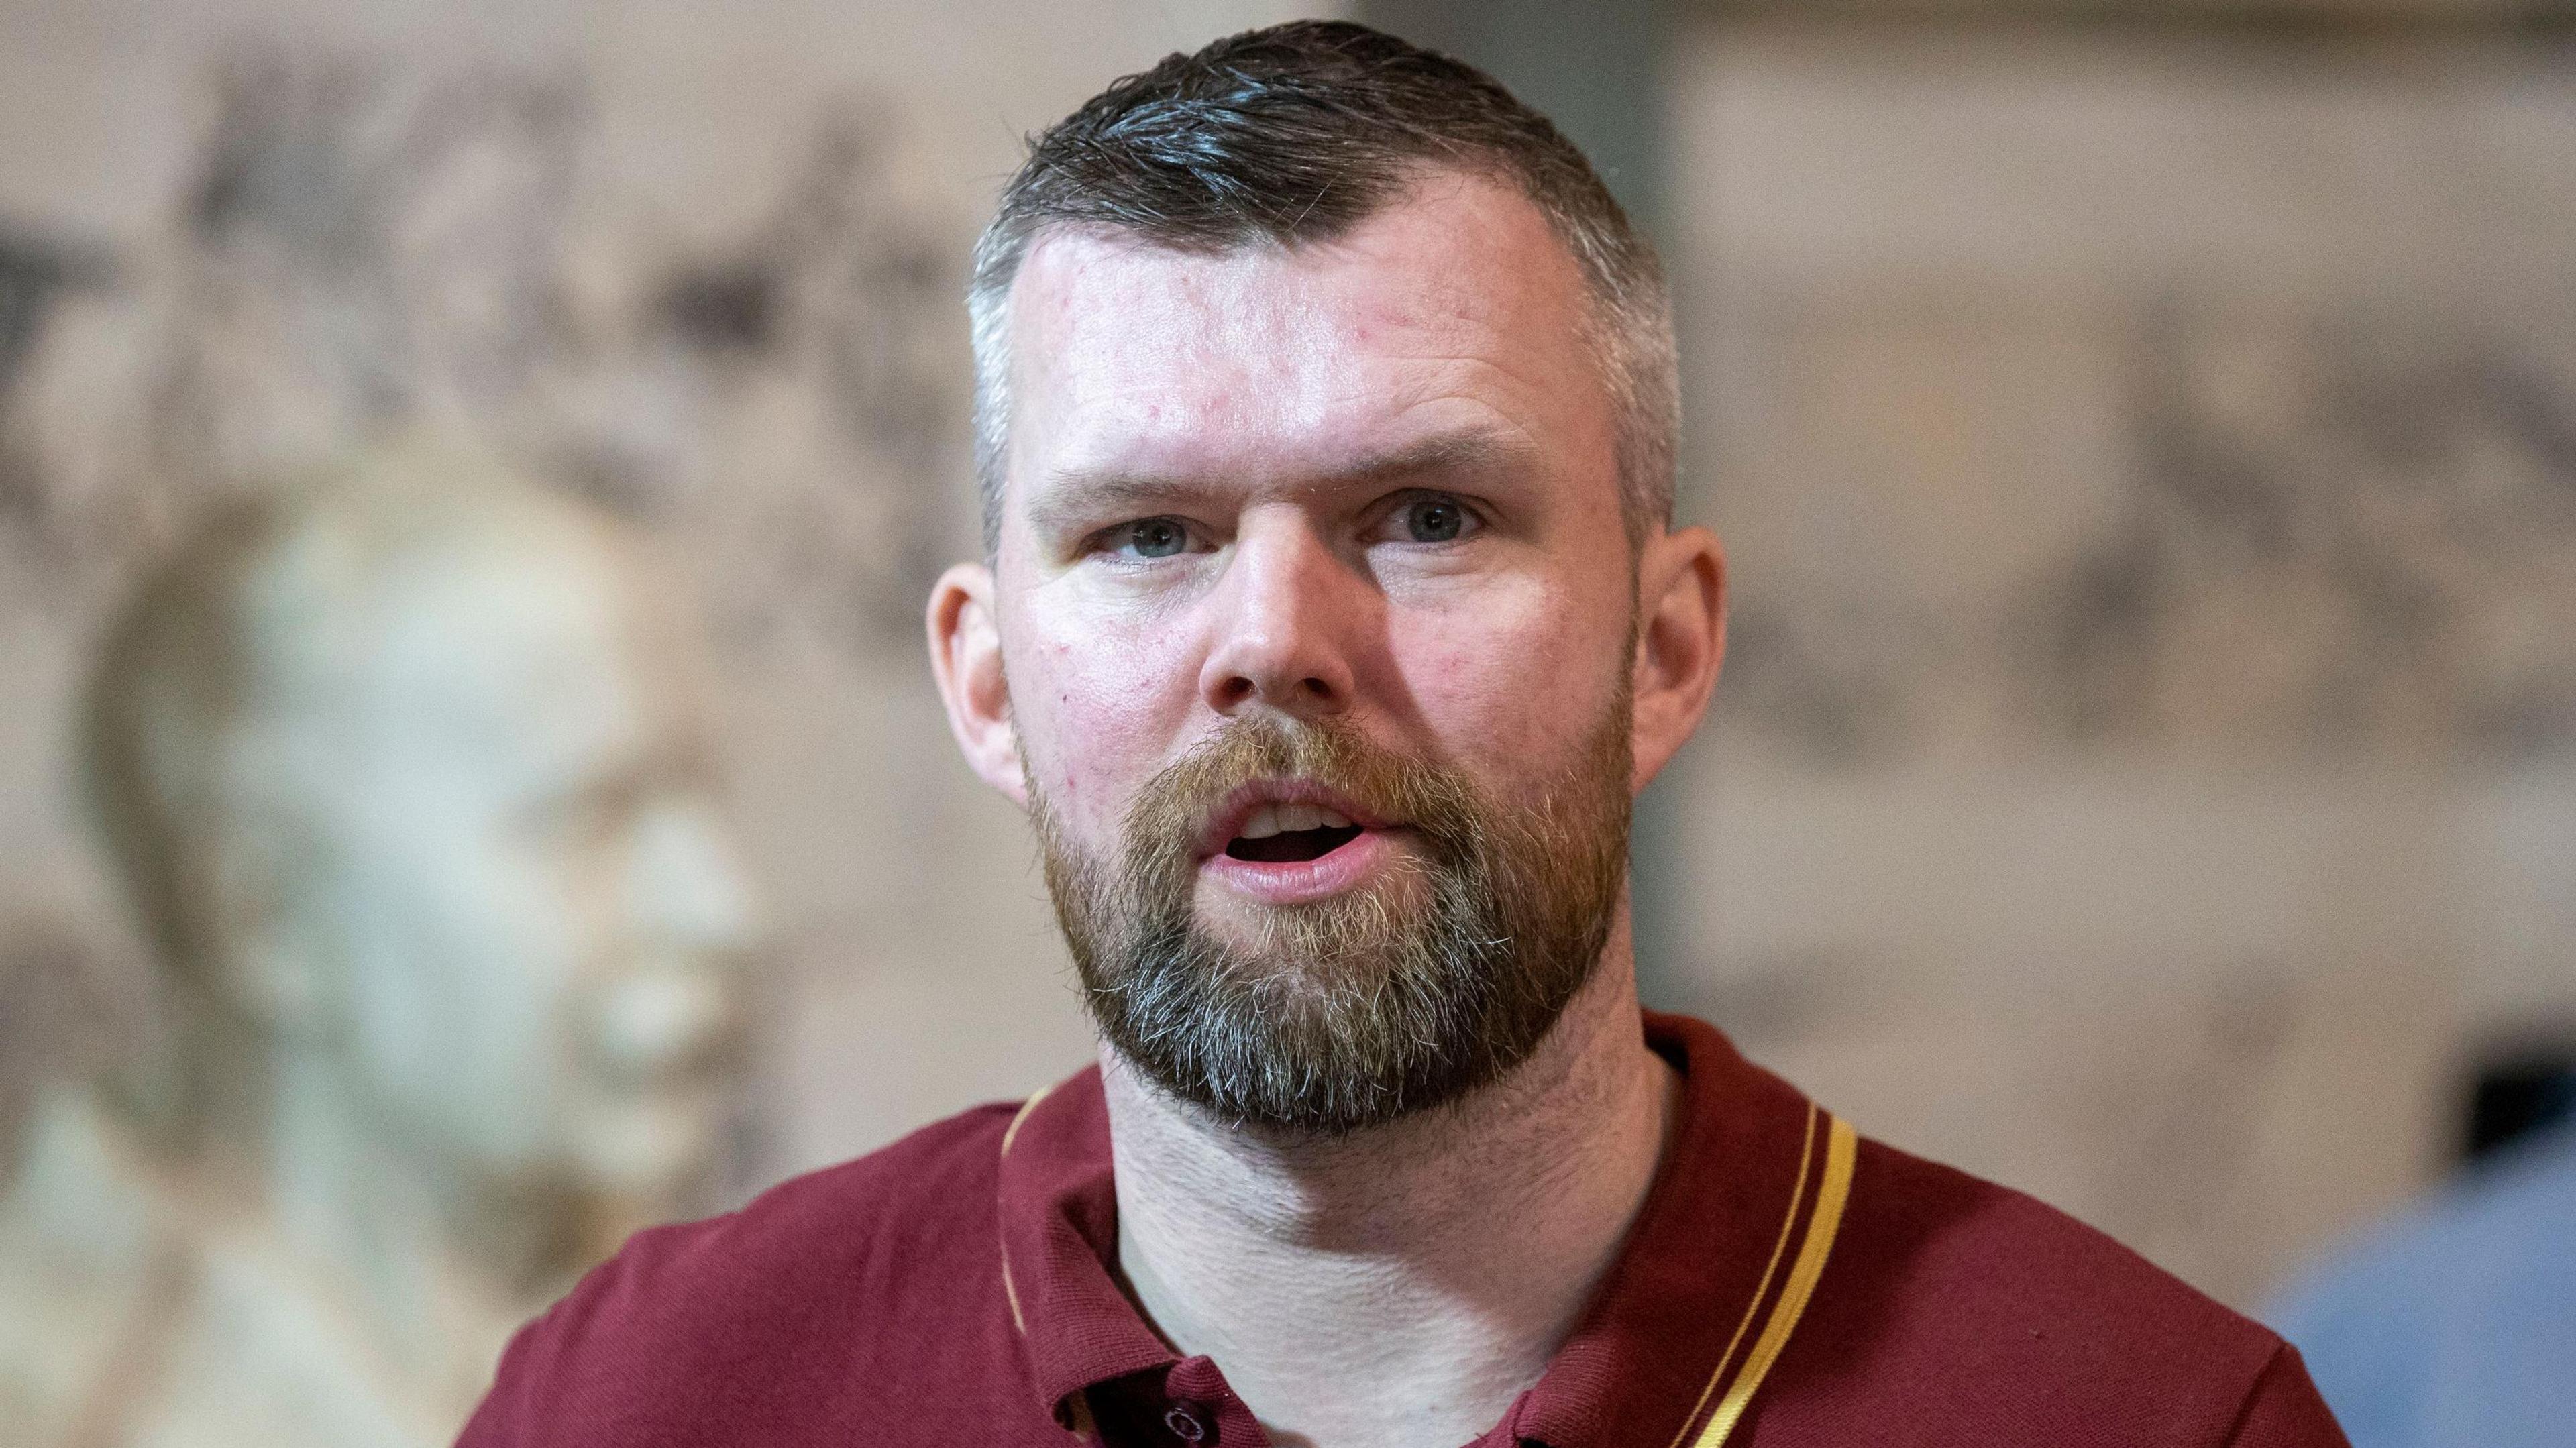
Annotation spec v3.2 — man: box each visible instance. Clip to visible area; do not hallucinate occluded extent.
[1,439,754,1447]
[460,23,2347,1447]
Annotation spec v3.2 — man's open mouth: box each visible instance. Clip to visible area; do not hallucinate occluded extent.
[1224,802,1366,864]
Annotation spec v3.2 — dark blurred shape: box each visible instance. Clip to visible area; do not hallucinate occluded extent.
[2465,1047,2576,1165]
[661,261,778,355]
[0,229,109,396]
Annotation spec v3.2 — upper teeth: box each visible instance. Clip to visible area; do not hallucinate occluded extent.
[1238,803,1355,839]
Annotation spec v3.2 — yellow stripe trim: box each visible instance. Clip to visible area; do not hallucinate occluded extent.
[1662,1104,1817,1448]
[1002,1080,1059,1158]
[998,1081,1061,1335]
[1690,1114,1858,1448]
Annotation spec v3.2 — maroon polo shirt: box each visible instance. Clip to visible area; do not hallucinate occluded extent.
[458,1013,2347,1446]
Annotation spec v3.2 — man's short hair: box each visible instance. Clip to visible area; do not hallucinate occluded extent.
[967,19,1678,551]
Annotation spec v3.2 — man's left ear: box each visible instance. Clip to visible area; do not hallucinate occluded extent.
[1629,525,1726,791]
[927,562,1028,807]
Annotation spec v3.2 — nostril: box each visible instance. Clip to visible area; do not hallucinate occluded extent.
[1203,661,1344,714]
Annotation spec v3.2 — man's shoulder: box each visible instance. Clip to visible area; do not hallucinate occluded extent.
[460,1100,1034,1447]
[1768,1131,2342,1444]
[1845,1135,2265,1345]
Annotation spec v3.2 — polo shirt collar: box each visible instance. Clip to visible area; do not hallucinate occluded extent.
[991,1071,1171,1429]
[991,1013,1855,1447]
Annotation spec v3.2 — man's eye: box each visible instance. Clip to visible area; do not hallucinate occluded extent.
[1120,518,1191,559]
[1401,496,1470,543]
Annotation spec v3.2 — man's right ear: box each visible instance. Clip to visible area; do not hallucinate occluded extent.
[927,563,1028,807]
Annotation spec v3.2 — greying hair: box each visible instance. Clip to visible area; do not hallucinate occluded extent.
[967,19,1678,551]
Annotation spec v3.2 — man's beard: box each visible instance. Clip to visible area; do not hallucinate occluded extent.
[1032,693,1633,1136]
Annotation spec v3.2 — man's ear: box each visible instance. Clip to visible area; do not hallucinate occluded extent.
[1629,524,1726,792]
[927,562,1028,807]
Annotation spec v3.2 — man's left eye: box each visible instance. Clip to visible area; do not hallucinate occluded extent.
[1116,517,1192,558]
[1398,495,1473,544]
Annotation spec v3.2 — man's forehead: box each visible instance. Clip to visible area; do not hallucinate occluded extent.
[1011,172,1579,357]
[1003,172,1598,488]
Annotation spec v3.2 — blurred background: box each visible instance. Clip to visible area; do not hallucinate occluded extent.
[2,0,2573,1439]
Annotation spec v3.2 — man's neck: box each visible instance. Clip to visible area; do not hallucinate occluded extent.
[1102,914,1680,1448]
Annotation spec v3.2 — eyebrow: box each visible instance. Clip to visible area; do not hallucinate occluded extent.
[1027,426,1539,537]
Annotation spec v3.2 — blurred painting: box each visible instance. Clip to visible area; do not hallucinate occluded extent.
[0,440,757,1446]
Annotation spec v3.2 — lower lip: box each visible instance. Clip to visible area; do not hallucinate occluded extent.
[1200,828,1406,906]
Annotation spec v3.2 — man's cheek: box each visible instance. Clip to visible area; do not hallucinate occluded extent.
[1397,614,1601,761]
[1020,678,1165,830]
[1026,627,1196,745]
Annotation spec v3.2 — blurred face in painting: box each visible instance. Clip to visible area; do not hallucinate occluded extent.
[224,489,757,1201]
[930,172,1725,1133]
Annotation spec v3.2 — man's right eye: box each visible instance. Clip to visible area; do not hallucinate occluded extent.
[1113,517,1191,559]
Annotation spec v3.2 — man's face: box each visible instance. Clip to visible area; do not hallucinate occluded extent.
[254,518,755,1204]
[936,172,1719,1129]
[998,171,1639,832]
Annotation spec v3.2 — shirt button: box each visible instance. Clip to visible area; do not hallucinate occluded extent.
[1163,1404,1209,1442]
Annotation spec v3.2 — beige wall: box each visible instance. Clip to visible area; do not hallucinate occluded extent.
[1662,21,2576,1304]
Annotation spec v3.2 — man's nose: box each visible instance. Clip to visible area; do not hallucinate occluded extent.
[1197,516,1363,722]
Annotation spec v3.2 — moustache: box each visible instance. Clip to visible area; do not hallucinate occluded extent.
[1120,715,1489,886]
